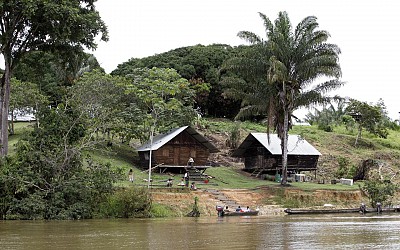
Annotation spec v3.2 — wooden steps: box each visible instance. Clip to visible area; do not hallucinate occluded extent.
[205,189,239,209]
[186,167,208,182]
[251,169,262,177]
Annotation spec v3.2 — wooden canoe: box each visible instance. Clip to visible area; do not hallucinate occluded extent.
[284,207,400,215]
[284,208,360,215]
[222,211,259,216]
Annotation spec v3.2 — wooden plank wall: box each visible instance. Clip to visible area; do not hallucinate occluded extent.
[243,147,319,172]
[138,130,210,168]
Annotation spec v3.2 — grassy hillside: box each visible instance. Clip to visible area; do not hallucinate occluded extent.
[8,119,400,191]
[197,118,400,186]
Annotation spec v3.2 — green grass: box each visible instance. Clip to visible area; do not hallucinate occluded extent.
[205,167,269,189]
[150,203,179,217]
[87,144,137,171]
[8,122,35,155]
[287,181,359,191]
[8,119,400,192]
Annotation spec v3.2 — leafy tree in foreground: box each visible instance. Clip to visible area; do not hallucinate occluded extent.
[69,70,129,145]
[9,78,47,134]
[1,104,119,220]
[0,0,108,156]
[345,99,388,146]
[13,51,104,106]
[125,67,197,143]
[222,11,342,185]
[12,51,64,104]
[359,179,397,208]
[112,44,242,118]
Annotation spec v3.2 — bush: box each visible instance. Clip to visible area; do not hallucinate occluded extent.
[225,122,241,149]
[335,156,351,179]
[318,123,333,132]
[150,203,176,217]
[98,187,151,218]
[359,179,397,207]
[1,105,120,220]
[8,193,46,220]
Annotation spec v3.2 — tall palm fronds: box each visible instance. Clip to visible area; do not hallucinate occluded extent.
[221,11,343,185]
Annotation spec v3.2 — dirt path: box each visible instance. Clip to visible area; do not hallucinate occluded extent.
[151,185,366,217]
[151,187,286,216]
[211,188,286,216]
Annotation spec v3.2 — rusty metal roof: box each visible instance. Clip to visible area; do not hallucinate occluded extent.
[137,126,219,153]
[232,133,321,157]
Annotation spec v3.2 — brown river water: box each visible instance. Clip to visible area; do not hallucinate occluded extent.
[1,213,400,249]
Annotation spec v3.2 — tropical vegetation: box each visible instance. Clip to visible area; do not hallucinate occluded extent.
[1,5,399,219]
[221,11,342,184]
[0,0,108,156]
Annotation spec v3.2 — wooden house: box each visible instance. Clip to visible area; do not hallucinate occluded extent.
[232,133,321,176]
[136,126,219,173]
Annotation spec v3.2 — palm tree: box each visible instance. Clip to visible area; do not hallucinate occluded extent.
[222,11,343,185]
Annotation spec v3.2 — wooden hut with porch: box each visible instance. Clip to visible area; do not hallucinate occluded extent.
[232,133,321,178]
[136,126,219,176]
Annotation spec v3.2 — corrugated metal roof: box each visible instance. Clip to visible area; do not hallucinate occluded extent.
[232,133,321,157]
[136,126,219,153]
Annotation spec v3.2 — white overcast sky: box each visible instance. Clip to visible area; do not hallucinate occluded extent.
[2,1,399,120]
[93,0,400,120]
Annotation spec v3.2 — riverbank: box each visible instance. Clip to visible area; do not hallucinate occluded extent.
[150,186,364,217]
[8,121,398,219]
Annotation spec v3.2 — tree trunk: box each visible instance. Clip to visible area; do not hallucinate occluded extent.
[9,110,14,135]
[355,125,362,147]
[281,110,289,185]
[279,81,289,185]
[0,58,11,156]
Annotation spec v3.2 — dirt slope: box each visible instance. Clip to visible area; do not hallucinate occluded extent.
[151,187,364,216]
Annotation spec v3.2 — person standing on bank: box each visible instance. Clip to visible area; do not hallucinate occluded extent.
[184,171,190,187]
[188,157,194,168]
[128,169,134,182]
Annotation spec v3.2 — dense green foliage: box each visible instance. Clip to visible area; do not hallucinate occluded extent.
[0,66,199,219]
[98,187,151,218]
[13,51,104,105]
[125,67,197,141]
[0,0,108,156]
[2,4,399,218]
[69,68,198,144]
[69,70,130,144]
[306,99,398,144]
[346,99,389,145]
[0,105,120,220]
[9,78,47,134]
[112,44,243,118]
[306,99,348,132]
[359,180,397,208]
[334,156,357,179]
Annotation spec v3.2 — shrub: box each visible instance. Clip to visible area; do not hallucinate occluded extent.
[225,122,241,149]
[335,156,351,179]
[150,203,176,217]
[359,179,397,207]
[98,187,151,218]
[318,123,333,132]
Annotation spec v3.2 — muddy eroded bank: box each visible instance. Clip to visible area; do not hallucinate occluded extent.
[151,187,364,216]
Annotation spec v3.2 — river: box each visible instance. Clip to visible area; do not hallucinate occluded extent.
[1,213,400,249]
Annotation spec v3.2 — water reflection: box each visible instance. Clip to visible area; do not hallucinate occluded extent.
[1,214,400,249]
